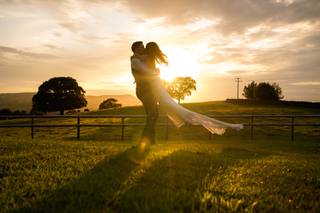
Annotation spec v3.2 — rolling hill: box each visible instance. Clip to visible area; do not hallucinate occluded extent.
[0,92,141,111]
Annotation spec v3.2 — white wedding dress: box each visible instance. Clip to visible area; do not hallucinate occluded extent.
[152,78,244,135]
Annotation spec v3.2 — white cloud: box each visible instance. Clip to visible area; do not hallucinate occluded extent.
[290,81,320,86]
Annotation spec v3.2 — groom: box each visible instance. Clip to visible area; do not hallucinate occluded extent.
[130,41,159,144]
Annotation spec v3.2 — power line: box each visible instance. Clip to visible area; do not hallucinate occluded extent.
[235,77,242,99]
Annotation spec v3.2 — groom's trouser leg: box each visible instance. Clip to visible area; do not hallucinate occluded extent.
[146,101,158,144]
[137,87,158,143]
[142,96,158,144]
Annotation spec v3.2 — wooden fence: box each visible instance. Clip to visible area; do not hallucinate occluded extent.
[0,114,319,141]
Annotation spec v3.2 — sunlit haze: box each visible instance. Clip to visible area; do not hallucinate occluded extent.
[0,0,319,102]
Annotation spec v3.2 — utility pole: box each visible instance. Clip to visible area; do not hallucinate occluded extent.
[235,77,242,99]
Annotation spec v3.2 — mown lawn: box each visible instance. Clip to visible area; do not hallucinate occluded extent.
[0,137,319,212]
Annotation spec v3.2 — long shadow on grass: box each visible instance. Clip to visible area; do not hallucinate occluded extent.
[14,145,150,213]
[14,146,270,213]
[107,147,271,212]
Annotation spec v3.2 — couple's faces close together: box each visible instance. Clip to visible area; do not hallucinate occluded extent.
[136,43,145,55]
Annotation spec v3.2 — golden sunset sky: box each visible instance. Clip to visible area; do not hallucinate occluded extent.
[0,0,319,102]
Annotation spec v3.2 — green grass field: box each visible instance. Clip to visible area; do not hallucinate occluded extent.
[0,101,319,212]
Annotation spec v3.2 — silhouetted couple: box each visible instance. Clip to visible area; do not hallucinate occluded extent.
[130,41,243,145]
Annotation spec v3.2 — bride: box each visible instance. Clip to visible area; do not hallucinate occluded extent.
[141,42,243,135]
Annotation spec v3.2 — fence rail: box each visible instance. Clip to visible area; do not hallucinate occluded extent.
[0,114,319,141]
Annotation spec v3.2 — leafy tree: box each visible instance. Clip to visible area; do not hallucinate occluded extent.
[256,82,284,101]
[242,81,257,99]
[243,81,284,101]
[32,77,87,115]
[271,82,284,100]
[99,98,122,110]
[164,77,196,104]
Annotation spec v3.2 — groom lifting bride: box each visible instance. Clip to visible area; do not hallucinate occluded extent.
[130,41,160,145]
[130,41,243,145]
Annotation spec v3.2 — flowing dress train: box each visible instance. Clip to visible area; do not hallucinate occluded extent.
[153,78,244,135]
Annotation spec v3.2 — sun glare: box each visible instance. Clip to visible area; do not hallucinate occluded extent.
[158,47,200,81]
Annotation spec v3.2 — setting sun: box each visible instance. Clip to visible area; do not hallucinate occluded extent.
[158,47,200,81]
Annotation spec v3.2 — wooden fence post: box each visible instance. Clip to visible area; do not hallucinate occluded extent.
[121,117,125,141]
[31,117,34,139]
[291,116,295,141]
[77,115,80,141]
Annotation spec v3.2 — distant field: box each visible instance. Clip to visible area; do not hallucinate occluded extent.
[0,101,319,212]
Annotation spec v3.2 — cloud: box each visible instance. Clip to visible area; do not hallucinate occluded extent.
[53,31,62,37]
[274,0,320,23]
[199,19,320,82]
[290,81,320,86]
[0,46,58,59]
[2,0,319,34]
[43,44,62,50]
[123,0,320,33]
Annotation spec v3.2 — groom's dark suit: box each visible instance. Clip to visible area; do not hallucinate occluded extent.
[131,55,159,144]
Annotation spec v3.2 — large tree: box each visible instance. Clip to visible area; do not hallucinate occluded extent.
[243,81,284,101]
[32,77,87,115]
[164,77,196,104]
[99,98,122,110]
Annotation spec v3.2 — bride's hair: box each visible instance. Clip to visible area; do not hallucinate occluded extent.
[145,42,168,65]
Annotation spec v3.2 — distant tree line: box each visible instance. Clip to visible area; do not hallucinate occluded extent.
[0,109,28,120]
[0,109,27,115]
